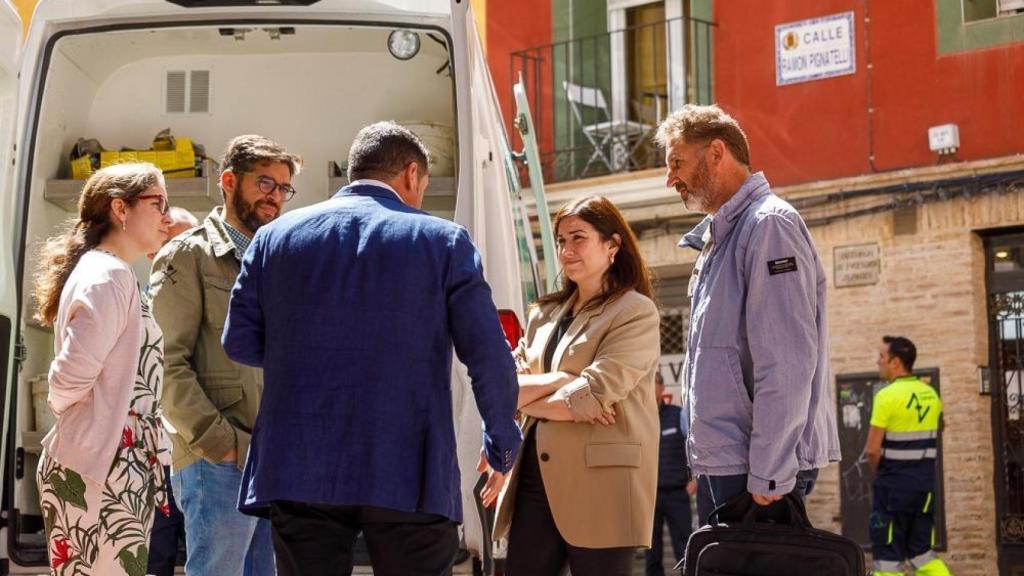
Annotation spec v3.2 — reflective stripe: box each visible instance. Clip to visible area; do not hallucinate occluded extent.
[883,447,937,460]
[874,559,904,572]
[872,572,904,576]
[887,521,894,545]
[917,557,953,576]
[885,430,937,441]
[909,550,937,568]
[931,526,937,548]
[923,491,933,513]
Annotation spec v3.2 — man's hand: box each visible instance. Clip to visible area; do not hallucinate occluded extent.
[477,452,507,508]
[751,493,782,506]
[221,447,238,463]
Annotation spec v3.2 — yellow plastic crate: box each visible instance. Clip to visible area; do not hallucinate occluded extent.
[70,156,93,179]
[92,138,196,178]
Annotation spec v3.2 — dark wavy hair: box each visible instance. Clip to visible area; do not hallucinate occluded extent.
[537,195,653,312]
[33,163,165,326]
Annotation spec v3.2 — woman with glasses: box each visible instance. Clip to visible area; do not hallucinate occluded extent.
[492,195,661,576]
[32,163,173,575]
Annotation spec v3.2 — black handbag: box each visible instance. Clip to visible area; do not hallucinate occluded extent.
[676,493,866,576]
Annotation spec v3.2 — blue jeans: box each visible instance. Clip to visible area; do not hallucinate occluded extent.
[172,460,275,576]
[696,469,819,527]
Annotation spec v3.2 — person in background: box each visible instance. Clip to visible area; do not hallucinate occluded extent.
[646,371,696,576]
[865,336,952,576]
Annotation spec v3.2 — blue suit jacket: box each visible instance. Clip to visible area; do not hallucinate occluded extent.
[222,184,522,521]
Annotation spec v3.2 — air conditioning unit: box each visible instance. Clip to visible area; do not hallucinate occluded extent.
[999,0,1024,13]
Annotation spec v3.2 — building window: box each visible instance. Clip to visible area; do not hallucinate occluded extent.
[963,0,1024,22]
[660,307,689,355]
[937,0,1024,55]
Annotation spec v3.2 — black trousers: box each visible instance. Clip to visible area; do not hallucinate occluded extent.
[645,488,692,576]
[146,466,186,576]
[269,501,458,576]
[505,432,636,576]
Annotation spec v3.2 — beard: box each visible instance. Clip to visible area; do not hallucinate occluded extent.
[232,190,279,233]
[680,155,715,213]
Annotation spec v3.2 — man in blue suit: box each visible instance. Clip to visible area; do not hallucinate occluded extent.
[222,121,522,576]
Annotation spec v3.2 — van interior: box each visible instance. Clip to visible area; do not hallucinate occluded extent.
[11,20,458,564]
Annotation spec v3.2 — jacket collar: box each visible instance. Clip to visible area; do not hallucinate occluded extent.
[678,171,771,250]
[541,291,619,372]
[204,206,240,259]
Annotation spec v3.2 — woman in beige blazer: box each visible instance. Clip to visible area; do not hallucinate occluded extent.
[493,195,661,576]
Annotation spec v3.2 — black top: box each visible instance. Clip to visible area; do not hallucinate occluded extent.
[542,313,574,373]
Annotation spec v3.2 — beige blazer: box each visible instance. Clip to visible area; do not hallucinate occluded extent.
[494,290,661,549]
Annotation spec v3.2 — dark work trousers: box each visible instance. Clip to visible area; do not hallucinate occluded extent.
[645,488,692,576]
[695,469,819,526]
[269,501,458,576]
[147,465,186,576]
[869,482,942,571]
[505,432,636,576]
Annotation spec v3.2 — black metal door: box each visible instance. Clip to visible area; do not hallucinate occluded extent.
[985,233,1024,574]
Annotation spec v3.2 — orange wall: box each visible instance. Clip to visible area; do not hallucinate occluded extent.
[485,0,552,142]
[714,0,1024,186]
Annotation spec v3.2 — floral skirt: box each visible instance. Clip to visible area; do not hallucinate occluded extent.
[37,439,165,576]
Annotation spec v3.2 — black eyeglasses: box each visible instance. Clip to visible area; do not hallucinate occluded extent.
[244,173,297,202]
[135,194,169,215]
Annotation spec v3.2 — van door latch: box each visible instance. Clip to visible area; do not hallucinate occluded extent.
[13,334,27,369]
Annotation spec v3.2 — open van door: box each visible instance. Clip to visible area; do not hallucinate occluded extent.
[0,0,23,508]
[512,75,557,293]
[449,2,542,573]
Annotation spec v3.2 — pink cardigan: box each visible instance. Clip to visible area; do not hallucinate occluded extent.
[41,250,142,484]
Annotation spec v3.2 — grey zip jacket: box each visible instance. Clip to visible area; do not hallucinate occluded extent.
[680,172,841,495]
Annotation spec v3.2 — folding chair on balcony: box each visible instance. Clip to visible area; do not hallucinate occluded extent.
[563,80,653,176]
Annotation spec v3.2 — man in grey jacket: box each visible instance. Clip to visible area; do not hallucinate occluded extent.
[656,105,840,524]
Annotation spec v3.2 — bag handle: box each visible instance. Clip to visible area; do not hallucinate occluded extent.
[708,492,813,530]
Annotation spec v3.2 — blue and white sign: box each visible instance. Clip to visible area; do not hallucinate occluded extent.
[775,11,856,86]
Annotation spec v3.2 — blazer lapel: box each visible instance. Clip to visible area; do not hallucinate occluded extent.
[550,296,614,372]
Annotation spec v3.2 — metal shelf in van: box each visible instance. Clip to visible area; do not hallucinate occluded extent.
[43,159,220,213]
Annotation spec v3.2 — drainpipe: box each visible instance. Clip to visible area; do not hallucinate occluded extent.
[862,0,880,172]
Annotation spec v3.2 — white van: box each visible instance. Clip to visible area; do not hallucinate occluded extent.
[0,0,541,572]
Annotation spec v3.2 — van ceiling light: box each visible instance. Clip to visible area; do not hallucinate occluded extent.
[388,30,420,61]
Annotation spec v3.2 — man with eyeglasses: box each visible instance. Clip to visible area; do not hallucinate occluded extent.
[149,135,301,576]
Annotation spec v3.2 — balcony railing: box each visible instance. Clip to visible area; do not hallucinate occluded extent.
[511,16,716,184]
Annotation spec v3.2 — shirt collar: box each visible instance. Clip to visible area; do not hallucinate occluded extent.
[677,172,771,250]
[348,179,403,202]
[222,220,252,257]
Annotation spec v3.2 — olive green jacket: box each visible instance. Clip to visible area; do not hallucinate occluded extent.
[150,207,262,471]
